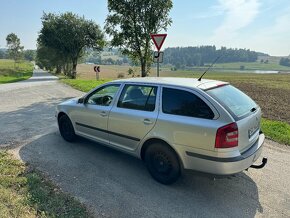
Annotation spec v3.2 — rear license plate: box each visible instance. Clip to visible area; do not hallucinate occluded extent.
[248,118,259,138]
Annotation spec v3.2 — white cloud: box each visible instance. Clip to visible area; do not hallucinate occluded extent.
[211,0,261,41]
[243,7,290,56]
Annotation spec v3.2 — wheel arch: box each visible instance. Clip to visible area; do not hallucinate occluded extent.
[140,138,184,169]
[57,111,68,122]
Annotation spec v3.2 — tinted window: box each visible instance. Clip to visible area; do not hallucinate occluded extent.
[86,84,120,106]
[206,85,257,118]
[117,85,157,111]
[162,88,214,119]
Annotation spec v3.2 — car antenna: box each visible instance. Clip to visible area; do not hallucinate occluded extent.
[198,54,223,81]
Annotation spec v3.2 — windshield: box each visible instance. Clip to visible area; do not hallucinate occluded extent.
[207,85,257,118]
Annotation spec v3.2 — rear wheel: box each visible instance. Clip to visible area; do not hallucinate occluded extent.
[58,115,76,142]
[145,143,181,184]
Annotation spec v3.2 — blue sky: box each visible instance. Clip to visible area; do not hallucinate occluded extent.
[0,0,289,56]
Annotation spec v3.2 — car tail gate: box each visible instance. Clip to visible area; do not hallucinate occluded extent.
[206,84,261,152]
[236,108,261,152]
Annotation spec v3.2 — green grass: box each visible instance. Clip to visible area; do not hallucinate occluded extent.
[0,151,91,218]
[0,59,33,84]
[61,79,111,92]
[261,119,290,145]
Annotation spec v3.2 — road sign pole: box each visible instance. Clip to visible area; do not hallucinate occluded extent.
[157,59,160,77]
[150,34,167,77]
[94,65,100,80]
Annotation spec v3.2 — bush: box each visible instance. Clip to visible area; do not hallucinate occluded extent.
[117,72,125,78]
[127,68,135,77]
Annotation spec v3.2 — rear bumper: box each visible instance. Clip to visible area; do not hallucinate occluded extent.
[183,133,265,175]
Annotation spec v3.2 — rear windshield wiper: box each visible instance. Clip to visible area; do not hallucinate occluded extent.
[250,107,257,112]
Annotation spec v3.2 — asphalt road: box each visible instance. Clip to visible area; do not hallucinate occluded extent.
[0,70,289,218]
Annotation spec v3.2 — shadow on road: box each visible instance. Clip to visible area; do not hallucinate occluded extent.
[21,77,59,83]
[0,97,74,147]
[19,131,263,218]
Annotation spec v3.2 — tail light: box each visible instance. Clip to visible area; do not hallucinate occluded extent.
[215,122,238,148]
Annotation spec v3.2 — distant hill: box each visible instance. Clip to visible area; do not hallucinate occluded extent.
[0,48,7,59]
[84,46,273,67]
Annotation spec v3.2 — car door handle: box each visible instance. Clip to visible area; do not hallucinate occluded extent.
[143,119,153,125]
[100,111,107,117]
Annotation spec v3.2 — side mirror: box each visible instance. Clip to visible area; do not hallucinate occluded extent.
[78,98,84,104]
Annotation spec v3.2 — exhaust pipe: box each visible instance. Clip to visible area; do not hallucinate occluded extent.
[250,157,267,169]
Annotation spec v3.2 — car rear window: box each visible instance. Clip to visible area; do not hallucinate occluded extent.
[162,87,214,119]
[206,85,257,118]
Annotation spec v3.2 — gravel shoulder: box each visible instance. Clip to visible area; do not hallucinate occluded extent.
[0,70,289,218]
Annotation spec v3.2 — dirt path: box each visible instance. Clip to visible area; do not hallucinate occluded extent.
[0,70,289,218]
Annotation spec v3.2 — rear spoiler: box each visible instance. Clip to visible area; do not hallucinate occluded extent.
[201,83,229,91]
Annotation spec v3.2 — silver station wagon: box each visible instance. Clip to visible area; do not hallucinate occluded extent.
[56,77,267,184]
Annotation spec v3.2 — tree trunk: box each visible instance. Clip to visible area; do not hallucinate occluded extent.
[71,61,77,79]
[141,60,146,77]
[63,62,70,76]
[63,65,67,76]
[56,65,61,74]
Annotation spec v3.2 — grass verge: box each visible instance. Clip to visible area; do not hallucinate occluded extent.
[261,119,290,145]
[0,59,33,84]
[61,78,111,92]
[0,151,91,217]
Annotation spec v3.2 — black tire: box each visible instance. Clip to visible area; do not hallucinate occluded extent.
[58,115,76,142]
[145,143,181,185]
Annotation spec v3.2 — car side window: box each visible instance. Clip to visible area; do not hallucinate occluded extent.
[162,87,214,119]
[117,84,157,111]
[86,84,120,106]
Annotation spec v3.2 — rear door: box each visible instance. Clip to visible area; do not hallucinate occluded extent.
[156,86,219,151]
[206,84,260,152]
[107,84,159,151]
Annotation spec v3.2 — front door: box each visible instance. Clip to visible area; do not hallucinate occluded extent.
[72,84,121,144]
[108,84,159,151]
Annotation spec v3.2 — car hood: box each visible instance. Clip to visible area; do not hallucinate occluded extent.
[59,97,79,106]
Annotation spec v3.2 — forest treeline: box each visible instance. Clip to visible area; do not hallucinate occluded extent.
[163,46,261,68]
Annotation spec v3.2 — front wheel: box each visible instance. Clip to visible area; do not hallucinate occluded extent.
[145,143,181,185]
[58,115,76,142]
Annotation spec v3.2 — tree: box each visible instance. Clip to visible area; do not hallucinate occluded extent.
[279,58,290,67]
[6,33,24,65]
[23,50,36,61]
[38,12,105,78]
[36,45,66,73]
[105,0,173,77]
[162,46,258,67]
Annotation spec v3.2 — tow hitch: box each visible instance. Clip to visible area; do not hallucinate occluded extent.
[250,157,268,169]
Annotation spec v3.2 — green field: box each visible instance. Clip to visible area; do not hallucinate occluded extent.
[0,59,33,84]
[211,62,290,71]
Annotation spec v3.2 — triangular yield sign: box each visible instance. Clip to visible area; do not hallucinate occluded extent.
[150,34,167,51]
